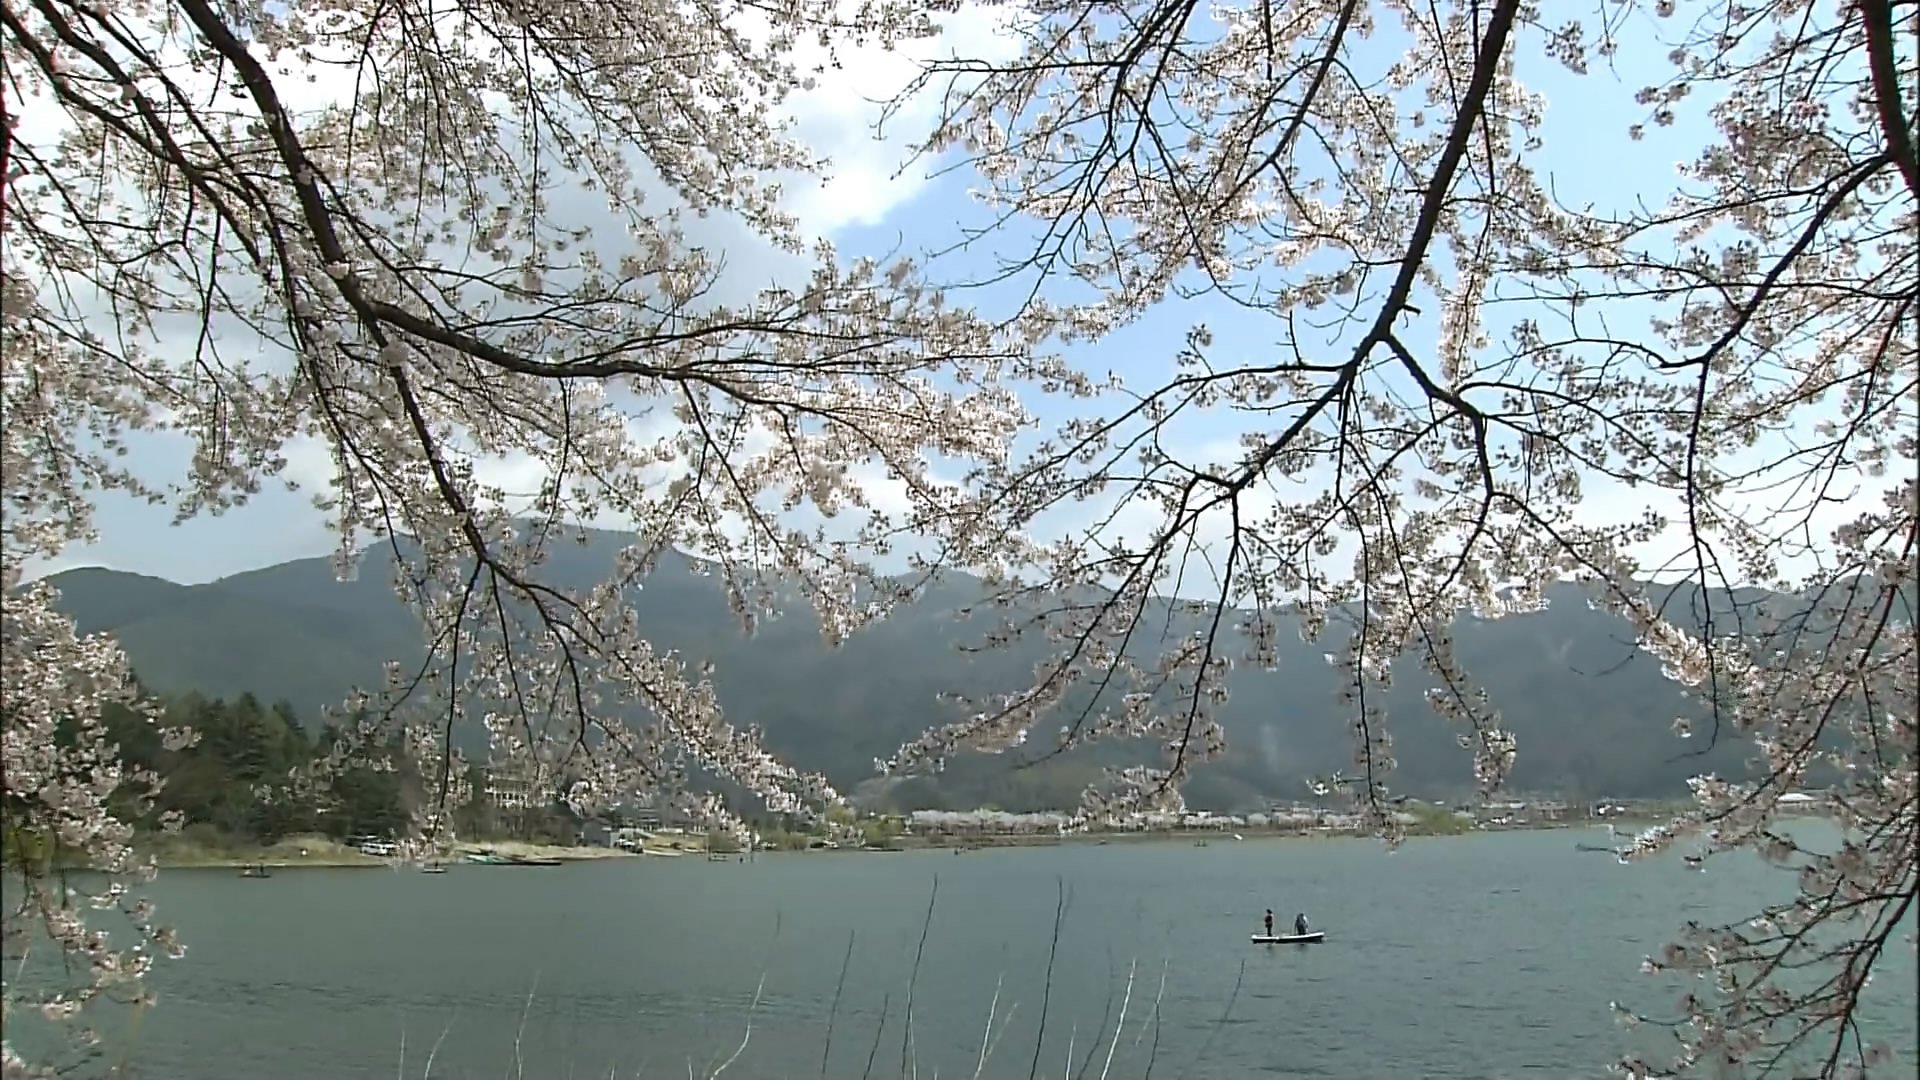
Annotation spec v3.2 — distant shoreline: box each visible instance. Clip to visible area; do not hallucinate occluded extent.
[144,836,648,871]
[817,819,1585,855]
[139,817,1658,870]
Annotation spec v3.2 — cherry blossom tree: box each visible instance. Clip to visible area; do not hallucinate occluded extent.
[1,0,1029,1066]
[2,0,1913,1073]
[867,0,1915,1074]
[0,581,199,1074]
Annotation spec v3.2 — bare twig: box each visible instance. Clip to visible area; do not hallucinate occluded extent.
[1028,878,1068,1080]
[821,929,857,1080]
[1174,959,1245,1080]
[972,971,1005,1080]
[510,974,539,1080]
[901,877,939,1080]
[1097,958,1137,1080]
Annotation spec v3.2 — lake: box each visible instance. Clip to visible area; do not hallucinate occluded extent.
[28,829,1920,1078]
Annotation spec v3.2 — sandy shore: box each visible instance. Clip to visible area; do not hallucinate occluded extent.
[149,835,385,869]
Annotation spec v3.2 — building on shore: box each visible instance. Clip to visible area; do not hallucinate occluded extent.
[1475,798,1572,826]
[625,798,663,830]
[482,760,551,811]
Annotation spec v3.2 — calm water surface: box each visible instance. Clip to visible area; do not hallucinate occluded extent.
[71,830,1920,1078]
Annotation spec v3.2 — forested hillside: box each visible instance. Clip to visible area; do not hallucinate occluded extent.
[39,525,1812,810]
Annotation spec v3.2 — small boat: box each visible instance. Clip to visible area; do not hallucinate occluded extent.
[239,864,272,879]
[1251,932,1325,945]
[419,863,448,874]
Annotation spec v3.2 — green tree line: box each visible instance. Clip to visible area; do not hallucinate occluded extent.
[5,686,590,861]
[97,688,410,844]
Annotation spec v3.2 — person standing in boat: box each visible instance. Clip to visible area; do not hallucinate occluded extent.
[1294,912,1309,936]
[1264,909,1274,937]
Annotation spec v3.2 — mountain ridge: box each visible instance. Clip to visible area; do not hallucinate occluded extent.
[34,526,1804,811]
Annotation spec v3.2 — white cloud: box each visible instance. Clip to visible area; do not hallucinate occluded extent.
[9,2,1021,586]
[778,7,1022,233]
[56,3,1009,228]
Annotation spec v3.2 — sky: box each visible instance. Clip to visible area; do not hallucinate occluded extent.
[16,1,1896,595]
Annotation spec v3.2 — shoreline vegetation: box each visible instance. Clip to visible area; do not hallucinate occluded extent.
[144,816,1616,870]
[7,687,1704,876]
[141,834,652,869]
[3,688,1698,874]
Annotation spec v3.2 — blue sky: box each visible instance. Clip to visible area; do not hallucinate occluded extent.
[23,4,1881,591]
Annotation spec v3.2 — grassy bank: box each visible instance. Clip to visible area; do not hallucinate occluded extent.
[140,832,386,869]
